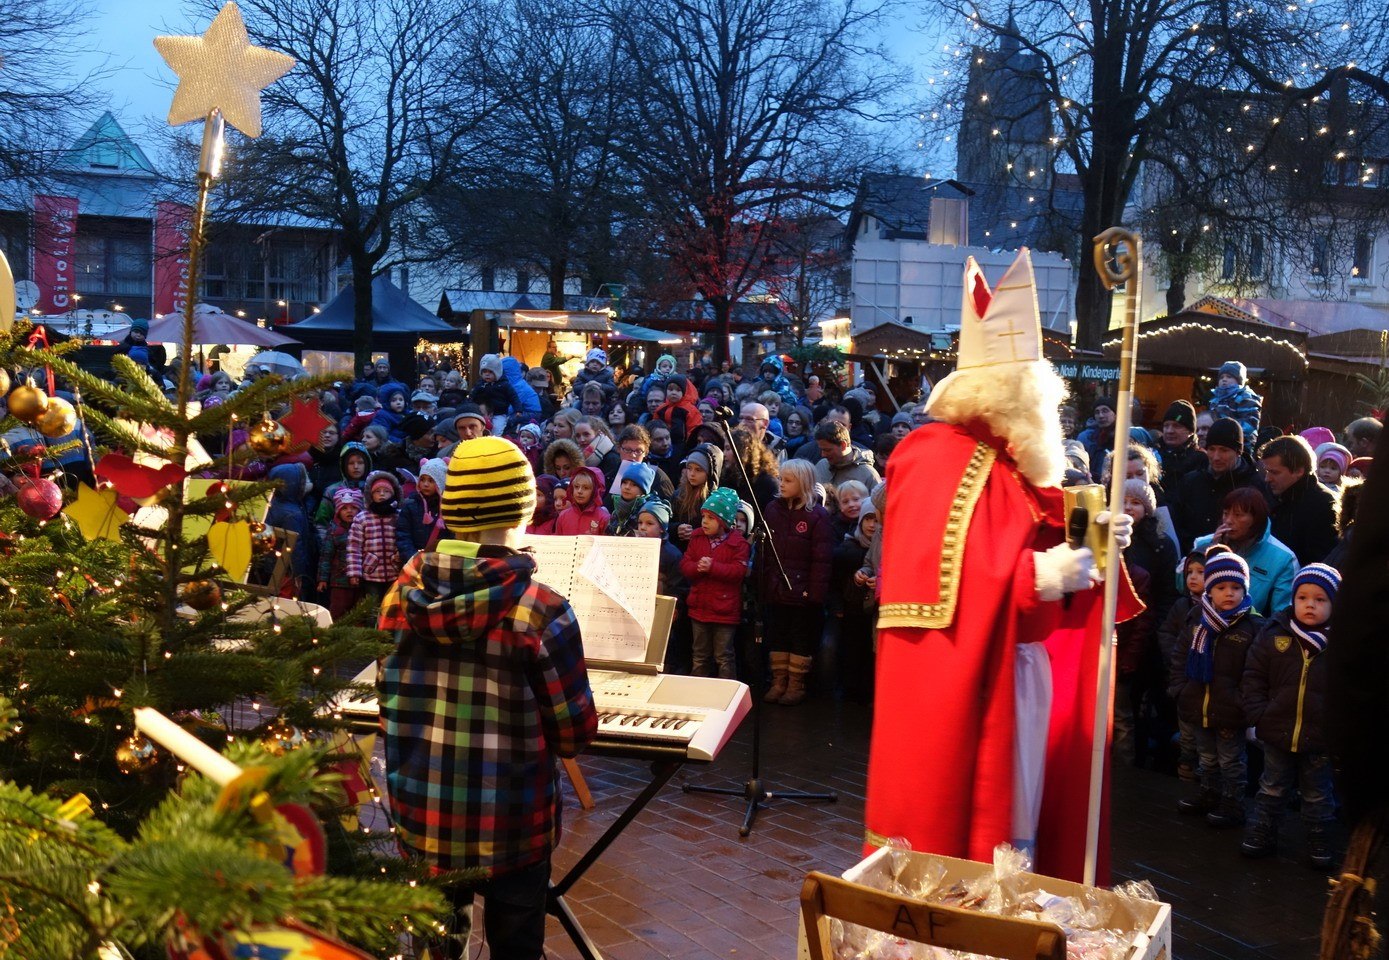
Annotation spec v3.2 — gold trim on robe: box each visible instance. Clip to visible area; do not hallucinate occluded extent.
[876,441,996,630]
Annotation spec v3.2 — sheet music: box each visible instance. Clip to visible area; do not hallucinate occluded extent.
[521,535,660,663]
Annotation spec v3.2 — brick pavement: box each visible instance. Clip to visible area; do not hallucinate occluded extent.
[524,697,1331,960]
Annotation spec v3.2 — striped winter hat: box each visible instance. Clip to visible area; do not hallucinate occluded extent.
[442,436,536,534]
[1293,562,1341,603]
[1202,546,1249,594]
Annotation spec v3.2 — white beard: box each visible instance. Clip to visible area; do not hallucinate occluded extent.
[926,361,1068,488]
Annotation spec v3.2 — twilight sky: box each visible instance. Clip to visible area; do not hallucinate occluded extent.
[75,0,939,169]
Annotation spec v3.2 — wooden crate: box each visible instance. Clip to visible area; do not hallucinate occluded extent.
[798,847,1171,960]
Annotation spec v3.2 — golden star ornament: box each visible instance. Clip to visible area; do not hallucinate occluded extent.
[153,2,294,138]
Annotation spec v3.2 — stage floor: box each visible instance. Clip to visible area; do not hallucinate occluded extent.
[393,693,1330,959]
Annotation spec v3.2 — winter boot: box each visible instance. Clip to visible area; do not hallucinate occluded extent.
[763,652,790,704]
[780,654,813,706]
[1240,816,1277,858]
[1177,787,1218,815]
[1307,823,1335,871]
[1206,793,1246,829]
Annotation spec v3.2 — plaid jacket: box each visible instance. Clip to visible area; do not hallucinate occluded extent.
[377,543,597,877]
[347,510,400,583]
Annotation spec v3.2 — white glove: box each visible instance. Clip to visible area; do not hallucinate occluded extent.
[1034,544,1095,601]
[1096,511,1134,551]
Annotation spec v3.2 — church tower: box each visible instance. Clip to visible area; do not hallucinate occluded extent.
[955,14,1054,190]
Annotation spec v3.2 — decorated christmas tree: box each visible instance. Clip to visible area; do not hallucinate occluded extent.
[0,5,453,956]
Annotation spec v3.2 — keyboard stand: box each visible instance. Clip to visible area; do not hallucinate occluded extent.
[548,744,690,960]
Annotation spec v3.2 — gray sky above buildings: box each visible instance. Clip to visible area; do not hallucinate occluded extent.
[77,0,939,169]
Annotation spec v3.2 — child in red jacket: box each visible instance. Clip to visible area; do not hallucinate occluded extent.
[553,466,610,536]
[679,487,749,679]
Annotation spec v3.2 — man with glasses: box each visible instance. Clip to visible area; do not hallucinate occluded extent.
[616,424,676,499]
[739,401,785,455]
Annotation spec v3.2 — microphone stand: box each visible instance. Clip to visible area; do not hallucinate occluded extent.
[682,414,837,836]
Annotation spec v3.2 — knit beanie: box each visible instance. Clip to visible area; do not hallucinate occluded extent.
[1218,360,1248,385]
[1163,400,1196,431]
[418,457,448,492]
[1301,426,1336,449]
[333,486,364,510]
[681,444,723,479]
[1205,417,1244,452]
[622,461,657,495]
[130,317,150,334]
[129,346,150,365]
[585,347,608,365]
[639,498,671,531]
[1316,443,1351,474]
[1122,477,1156,518]
[442,436,536,534]
[1202,547,1250,594]
[701,487,740,529]
[890,411,914,428]
[1293,562,1341,604]
[399,412,435,441]
[1348,457,1373,477]
[453,402,487,429]
[1093,396,1116,414]
[480,354,503,378]
[518,422,543,443]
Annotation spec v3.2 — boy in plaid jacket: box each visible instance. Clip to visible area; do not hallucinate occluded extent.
[379,437,597,960]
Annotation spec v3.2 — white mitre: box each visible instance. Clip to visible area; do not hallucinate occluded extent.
[928,248,1045,409]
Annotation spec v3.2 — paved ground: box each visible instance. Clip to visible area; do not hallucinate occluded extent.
[525,695,1332,960]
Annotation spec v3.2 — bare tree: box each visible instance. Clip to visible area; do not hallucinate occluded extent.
[418,0,632,308]
[603,0,900,366]
[191,0,498,368]
[0,0,108,187]
[759,202,851,346]
[917,0,1389,348]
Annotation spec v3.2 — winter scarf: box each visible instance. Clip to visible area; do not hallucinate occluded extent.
[1186,594,1254,682]
[1290,617,1328,655]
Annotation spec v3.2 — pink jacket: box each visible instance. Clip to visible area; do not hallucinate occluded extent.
[347,510,401,583]
[552,501,611,536]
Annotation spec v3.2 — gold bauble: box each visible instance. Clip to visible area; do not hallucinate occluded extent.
[7,378,49,424]
[246,417,290,457]
[257,717,306,756]
[114,732,159,775]
[248,520,277,555]
[181,579,222,611]
[0,367,10,398]
[34,396,77,438]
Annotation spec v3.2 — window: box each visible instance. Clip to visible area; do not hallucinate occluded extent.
[480,265,495,291]
[74,233,150,296]
[1221,239,1237,280]
[1310,236,1330,278]
[1353,233,1374,280]
[928,197,968,246]
[202,236,325,303]
[1249,235,1265,278]
[516,268,529,294]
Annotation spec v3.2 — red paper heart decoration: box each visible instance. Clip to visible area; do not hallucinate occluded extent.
[95,453,188,500]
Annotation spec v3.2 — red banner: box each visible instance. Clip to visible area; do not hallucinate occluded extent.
[153,200,194,318]
[32,195,78,314]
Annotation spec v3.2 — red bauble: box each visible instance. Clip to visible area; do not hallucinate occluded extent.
[17,476,63,520]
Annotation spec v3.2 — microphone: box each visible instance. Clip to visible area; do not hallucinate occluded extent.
[1063,504,1089,609]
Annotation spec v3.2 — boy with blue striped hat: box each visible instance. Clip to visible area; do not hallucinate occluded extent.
[1171,545,1264,827]
[1240,562,1341,866]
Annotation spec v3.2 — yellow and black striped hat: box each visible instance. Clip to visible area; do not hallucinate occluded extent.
[442,436,537,534]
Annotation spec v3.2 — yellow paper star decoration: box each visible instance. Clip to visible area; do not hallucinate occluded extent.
[153,2,295,138]
[63,483,130,543]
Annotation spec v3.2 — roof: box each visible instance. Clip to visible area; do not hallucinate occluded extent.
[439,290,788,333]
[1223,297,1389,337]
[57,112,157,177]
[496,311,611,333]
[1103,308,1309,379]
[289,275,458,336]
[846,172,1083,255]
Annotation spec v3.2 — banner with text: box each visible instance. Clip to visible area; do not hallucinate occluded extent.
[33,195,78,314]
[152,200,194,318]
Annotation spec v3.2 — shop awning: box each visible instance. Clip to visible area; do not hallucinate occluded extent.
[1102,310,1308,379]
[495,311,612,333]
[611,321,683,344]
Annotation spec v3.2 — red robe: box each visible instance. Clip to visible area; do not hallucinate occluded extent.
[864,421,1140,883]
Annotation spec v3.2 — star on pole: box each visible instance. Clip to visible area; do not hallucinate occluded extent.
[153,2,295,138]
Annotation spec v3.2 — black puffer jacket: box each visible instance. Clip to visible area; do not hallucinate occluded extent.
[1242,609,1329,753]
[1269,473,1339,566]
[1154,439,1207,490]
[1169,603,1263,729]
[1169,456,1263,552]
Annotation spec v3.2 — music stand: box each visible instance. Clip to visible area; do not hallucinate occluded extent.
[682,415,837,835]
